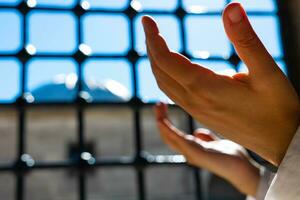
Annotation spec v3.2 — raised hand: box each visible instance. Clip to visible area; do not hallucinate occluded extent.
[154,102,260,196]
[143,3,300,166]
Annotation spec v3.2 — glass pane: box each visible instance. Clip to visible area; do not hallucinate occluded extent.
[27,108,76,161]
[137,58,171,103]
[192,60,236,76]
[85,107,134,158]
[83,59,133,102]
[0,110,17,162]
[231,0,276,12]
[0,10,22,53]
[87,167,137,200]
[0,0,21,5]
[131,0,178,11]
[84,0,128,10]
[0,58,20,102]
[146,166,196,200]
[35,0,76,8]
[82,14,130,55]
[27,58,77,102]
[185,15,230,58]
[26,170,77,200]
[0,173,14,200]
[142,107,187,155]
[237,63,248,73]
[183,0,226,13]
[249,16,282,58]
[27,11,77,54]
[135,14,182,55]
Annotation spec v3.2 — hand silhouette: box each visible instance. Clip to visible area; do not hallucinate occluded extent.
[154,103,260,195]
[143,3,300,166]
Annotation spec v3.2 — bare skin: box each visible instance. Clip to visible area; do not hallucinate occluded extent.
[154,102,260,196]
[143,3,300,166]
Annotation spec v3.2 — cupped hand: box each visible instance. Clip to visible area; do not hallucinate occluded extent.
[143,3,300,166]
[154,102,260,196]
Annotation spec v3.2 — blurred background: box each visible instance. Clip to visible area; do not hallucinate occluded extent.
[0,0,299,199]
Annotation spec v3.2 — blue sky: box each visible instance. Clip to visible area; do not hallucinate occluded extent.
[0,0,284,102]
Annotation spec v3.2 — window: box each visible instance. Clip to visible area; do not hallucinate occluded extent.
[0,0,287,199]
[0,10,22,53]
[82,14,130,55]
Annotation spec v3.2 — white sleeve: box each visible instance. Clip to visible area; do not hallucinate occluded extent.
[264,126,300,200]
[245,167,275,200]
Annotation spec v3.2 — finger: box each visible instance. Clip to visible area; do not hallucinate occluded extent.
[154,102,168,122]
[153,65,188,101]
[157,118,187,144]
[153,102,183,141]
[157,119,192,153]
[142,16,214,87]
[222,3,280,79]
[151,53,238,108]
[147,45,189,106]
[193,128,216,142]
[155,74,188,108]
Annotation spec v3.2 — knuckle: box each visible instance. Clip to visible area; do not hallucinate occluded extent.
[206,92,226,111]
[236,33,260,49]
[184,89,219,113]
[156,80,165,91]
[151,67,159,77]
[183,94,198,110]
[185,77,201,94]
[199,94,224,116]
[185,69,214,95]
[186,84,213,105]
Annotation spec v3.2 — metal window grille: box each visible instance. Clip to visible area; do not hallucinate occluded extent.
[0,0,292,200]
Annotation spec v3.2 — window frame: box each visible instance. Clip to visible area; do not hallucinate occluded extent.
[0,0,292,199]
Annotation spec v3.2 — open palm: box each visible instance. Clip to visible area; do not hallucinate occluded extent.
[155,102,260,196]
[144,3,300,166]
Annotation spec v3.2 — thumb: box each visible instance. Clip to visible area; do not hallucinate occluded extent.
[222,3,280,79]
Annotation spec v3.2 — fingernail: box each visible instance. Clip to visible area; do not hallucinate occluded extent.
[228,4,243,23]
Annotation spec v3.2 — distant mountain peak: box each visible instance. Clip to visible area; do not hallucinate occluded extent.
[30,73,129,103]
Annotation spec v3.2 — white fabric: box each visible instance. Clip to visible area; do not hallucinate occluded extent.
[246,167,275,200]
[256,169,275,200]
[245,126,300,200]
[264,126,300,199]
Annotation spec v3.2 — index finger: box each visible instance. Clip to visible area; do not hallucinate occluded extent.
[154,102,168,122]
[142,16,213,86]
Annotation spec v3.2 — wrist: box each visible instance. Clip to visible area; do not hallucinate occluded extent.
[272,112,300,166]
